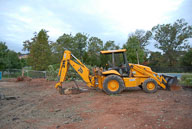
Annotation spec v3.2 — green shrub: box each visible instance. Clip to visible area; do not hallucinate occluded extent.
[180,74,192,86]
[46,65,59,81]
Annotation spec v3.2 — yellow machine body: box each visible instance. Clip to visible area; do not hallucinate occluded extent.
[55,49,177,94]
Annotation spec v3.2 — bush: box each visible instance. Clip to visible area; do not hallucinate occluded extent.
[46,64,81,81]
[46,65,59,81]
[180,74,192,86]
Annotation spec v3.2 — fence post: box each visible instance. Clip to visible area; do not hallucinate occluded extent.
[8,69,9,78]
[0,71,2,80]
[44,71,46,79]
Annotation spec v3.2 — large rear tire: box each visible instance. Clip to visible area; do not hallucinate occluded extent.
[142,78,158,93]
[103,75,124,94]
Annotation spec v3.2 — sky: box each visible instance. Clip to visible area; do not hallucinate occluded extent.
[0,0,192,53]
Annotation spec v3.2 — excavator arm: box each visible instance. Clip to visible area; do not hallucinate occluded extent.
[55,50,94,90]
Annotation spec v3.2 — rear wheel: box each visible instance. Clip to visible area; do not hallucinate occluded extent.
[103,75,124,94]
[142,78,158,93]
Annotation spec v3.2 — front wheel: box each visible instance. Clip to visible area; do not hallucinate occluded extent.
[142,78,158,93]
[103,75,124,94]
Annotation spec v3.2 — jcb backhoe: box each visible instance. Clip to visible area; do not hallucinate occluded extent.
[55,49,178,94]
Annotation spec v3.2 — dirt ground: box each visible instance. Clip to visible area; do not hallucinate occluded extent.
[0,79,192,129]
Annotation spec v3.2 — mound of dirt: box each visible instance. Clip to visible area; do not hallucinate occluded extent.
[58,87,88,95]
[64,88,81,95]
[170,85,182,91]
[16,76,32,82]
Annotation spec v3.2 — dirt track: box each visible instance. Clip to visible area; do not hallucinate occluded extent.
[0,79,192,129]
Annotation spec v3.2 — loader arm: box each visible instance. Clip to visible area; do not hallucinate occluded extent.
[131,65,167,89]
[55,50,94,89]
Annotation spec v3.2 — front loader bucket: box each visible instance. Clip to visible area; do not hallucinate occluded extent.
[162,75,178,90]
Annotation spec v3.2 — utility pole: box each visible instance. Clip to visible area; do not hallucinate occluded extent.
[136,49,139,64]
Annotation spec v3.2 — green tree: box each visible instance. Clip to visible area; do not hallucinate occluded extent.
[148,52,165,67]
[23,32,37,51]
[123,36,145,64]
[73,33,88,61]
[87,37,103,66]
[181,48,192,66]
[103,40,119,50]
[152,19,192,66]
[0,42,9,70]
[20,58,27,68]
[51,33,73,64]
[51,32,88,64]
[133,29,152,49]
[0,42,22,70]
[24,29,52,70]
[7,50,21,69]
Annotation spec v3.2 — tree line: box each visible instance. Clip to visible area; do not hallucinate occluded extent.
[0,19,192,71]
[0,42,26,70]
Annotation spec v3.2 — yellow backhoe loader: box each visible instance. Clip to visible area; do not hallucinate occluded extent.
[55,49,178,94]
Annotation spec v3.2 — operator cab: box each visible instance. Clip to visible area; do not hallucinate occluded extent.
[100,49,130,76]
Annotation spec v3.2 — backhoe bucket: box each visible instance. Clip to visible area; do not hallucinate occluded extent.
[162,75,178,90]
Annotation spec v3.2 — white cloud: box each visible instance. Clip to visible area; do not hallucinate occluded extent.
[7,13,32,24]
[78,0,184,34]
[20,6,32,13]
[2,6,73,41]
[0,0,188,52]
